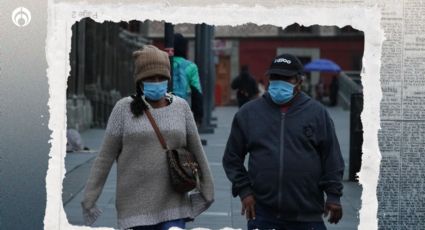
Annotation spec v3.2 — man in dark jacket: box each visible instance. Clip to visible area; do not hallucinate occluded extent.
[223,54,344,230]
[231,65,259,107]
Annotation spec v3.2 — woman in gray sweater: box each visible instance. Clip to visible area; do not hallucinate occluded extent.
[81,45,214,230]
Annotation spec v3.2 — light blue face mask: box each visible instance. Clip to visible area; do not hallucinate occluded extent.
[268,80,296,104]
[142,81,168,101]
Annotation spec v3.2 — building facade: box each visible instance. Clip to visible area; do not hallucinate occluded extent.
[150,22,364,105]
[67,20,364,131]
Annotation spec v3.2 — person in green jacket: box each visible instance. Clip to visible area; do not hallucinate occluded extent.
[172,33,203,126]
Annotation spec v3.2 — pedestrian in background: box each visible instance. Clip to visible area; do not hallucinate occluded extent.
[172,33,204,127]
[81,45,214,230]
[315,78,325,103]
[66,129,90,152]
[223,54,344,230]
[329,75,339,106]
[231,65,259,108]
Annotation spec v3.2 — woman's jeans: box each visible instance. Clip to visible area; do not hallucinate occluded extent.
[248,205,327,230]
[130,218,185,230]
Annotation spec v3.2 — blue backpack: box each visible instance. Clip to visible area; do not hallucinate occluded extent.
[173,58,190,100]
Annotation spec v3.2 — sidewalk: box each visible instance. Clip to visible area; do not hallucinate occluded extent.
[63,105,361,229]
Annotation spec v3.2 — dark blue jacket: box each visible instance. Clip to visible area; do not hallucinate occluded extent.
[222,92,344,221]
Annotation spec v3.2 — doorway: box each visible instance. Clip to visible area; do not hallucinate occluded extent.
[215,55,232,106]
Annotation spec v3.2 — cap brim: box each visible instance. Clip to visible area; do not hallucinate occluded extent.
[265,69,299,77]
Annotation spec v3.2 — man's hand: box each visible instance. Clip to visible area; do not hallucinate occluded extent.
[324,203,342,224]
[241,195,256,220]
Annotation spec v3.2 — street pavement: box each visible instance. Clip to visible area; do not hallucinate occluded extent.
[63,105,361,230]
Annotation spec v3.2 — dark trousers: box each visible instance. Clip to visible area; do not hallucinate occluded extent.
[248,205,327,230]
[130,219,185,230]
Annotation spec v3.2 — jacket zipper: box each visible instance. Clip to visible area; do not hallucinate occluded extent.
[278,112,285,218]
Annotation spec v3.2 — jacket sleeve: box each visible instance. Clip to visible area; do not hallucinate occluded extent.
[81,100,124,221]
[187,63,202,93]
[184,101,214,204]
[190,85,204,125]
[222,112,253,199]
[318,110,345,205]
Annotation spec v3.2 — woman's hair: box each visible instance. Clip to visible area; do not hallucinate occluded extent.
[173,33,188,58]
[130,80,148,117]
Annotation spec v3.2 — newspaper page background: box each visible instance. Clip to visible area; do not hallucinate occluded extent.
[374,0,425,229]
[42,0,423,229]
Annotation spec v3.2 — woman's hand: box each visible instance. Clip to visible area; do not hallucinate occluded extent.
[82,204,102,226]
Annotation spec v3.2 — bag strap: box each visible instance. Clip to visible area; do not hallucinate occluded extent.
[144,109,168,150]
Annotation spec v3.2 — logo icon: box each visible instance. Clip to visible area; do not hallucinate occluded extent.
[12,7,31,27]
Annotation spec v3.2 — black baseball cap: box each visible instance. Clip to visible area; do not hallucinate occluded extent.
[265,54,304,77]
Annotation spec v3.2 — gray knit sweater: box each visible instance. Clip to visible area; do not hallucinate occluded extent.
[81,95,214,229]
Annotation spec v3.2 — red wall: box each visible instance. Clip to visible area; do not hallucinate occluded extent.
[238,37,364,83]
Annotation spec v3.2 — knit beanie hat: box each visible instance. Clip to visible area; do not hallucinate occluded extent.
[133,45,171,82]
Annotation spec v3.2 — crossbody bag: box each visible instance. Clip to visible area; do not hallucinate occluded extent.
[144,108,201,193]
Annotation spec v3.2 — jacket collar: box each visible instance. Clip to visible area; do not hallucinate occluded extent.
[263,91,311,113]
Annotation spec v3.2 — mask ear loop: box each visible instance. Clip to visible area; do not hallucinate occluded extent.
[136,81,152,109]
[293,74,304,95]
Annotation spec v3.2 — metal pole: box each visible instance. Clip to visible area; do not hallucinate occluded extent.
[206,25,217,128]
[212,27,217,118]
[205,25,214,128]
[164,22,174,91]
[195,24,201,69]
[203,24,212,132]
[70,23,78,96]
[195,23,214,134]
[203,24,210,128]
[349,93,364,181]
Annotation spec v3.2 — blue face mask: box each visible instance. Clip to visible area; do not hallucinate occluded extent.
[268,80,296,104]
[142,81,168,101]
